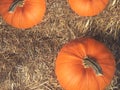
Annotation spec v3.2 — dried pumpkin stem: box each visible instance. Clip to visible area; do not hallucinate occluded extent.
[8,0,24,13]
[83,56,103,76]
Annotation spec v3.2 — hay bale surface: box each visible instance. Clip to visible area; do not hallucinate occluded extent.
[0,0,120,90]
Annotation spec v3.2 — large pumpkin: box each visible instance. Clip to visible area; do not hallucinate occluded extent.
[0,0,46,29]
[68,0,109,16]
[55,37,116,90]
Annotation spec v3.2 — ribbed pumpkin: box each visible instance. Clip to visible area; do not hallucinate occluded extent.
[0,0,46,29]
[55,37,116,90]
[68,0,109,16]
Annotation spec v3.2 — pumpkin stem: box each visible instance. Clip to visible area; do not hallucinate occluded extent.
[8,0,24,13]
[83,56,103,76]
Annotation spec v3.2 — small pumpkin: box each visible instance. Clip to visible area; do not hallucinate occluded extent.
[0,0,46,29]
[55,37,116,90]
[68,0,109,16]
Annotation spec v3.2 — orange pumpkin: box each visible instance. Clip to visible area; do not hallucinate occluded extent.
[0,0,46,29]
[68,0,109,16]
[55,37,116,90]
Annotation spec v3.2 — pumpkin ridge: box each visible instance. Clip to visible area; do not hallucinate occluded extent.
[10,8,22,28]
[56,62,83,68]
[11,10,16,26]
[86,67,100,90]
[19,9,24,28]
[95,75,101,90]
[61,51,84,60]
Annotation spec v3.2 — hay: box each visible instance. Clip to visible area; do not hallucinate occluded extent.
[0,0,120,90]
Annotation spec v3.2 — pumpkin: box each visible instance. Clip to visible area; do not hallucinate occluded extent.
[55,37,116,90]
[0,0,46,29]
[68,0,109,16]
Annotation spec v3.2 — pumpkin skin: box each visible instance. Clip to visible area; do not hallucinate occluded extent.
[68,0,109,16]
[55,37,116,90]
[0,0,46,29]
